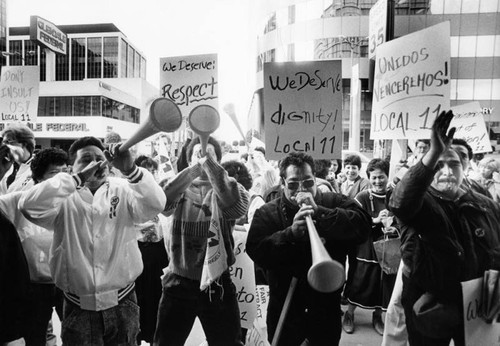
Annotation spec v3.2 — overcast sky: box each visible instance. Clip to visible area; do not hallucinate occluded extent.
[8,0,258,141]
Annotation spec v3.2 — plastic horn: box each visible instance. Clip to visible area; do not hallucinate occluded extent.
[303,204,346,293]
[119,98,182,153]
[188,105,220,155]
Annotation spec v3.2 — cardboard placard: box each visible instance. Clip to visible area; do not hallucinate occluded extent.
[0,66,40,123]
[450,102,493,153]
[159,54,218,118]
[230,230,257,329]
[371,22,451,140]
[263,61,343,160]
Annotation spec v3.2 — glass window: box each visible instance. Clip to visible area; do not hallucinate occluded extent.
[140,57,146,78]
[56,43,70,81]
[71,38,86,81]
[444,0,461,14]
[102,97,113,118]
[74,96,92,116]
[492,79,500,100]
[24,40,37,66]
[450,79,457,99]
[103,37,118,78]
[429,0,444,14]
[474,79,492,99]
[476,35,495,57]
[39,49,46,82]
[458,36,476,57]
[87,37,102,79]
[495,35,500,56]
[480,0,499,13]
[37,97,54,117]
[8,40,22,65]
[127,45,135,79]
[91,96,101,116]
[456,79,474,99]
[55,97,72,116]
[450,36,459,57]
[134,50,141,78]
[120,39,128,78]
[462,0,479,13]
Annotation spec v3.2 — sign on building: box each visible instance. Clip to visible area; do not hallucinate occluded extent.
[370,21,451,140]
[263,61,343,160]
[30,16,67,55]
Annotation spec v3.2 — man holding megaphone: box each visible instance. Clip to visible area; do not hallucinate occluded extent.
[247,152,371,346]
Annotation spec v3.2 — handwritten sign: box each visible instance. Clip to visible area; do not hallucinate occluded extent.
[370,22,450,140]
[0,66,40,123]
[462,278,500,346]
[264,61,343,160]
[159,54,218,118]
[451,102,492,153]
[229,231,257,329]
[369,0,388,59]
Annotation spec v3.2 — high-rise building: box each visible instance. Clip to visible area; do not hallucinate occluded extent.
[0,0,7,67]
[4,22,158,152]
[254,0,499,152]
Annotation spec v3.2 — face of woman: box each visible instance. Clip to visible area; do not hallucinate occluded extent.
[369,168,388,193]
[480,164,493,179]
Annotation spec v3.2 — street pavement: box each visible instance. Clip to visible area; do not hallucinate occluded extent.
[51,305,383,345]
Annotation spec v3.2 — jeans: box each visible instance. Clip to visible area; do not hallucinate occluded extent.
[61,290,139,346]
[154,271,243,346]
[23,283,58,346]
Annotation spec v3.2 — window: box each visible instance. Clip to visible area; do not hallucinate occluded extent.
[71,38,86,81]
[56,43,70,81]
[8,40,22,66]
[134,50,141,78]
[120,39,128,78]
[24,40,37,66]
[55,97,72,116]
[87,37,102,79]
[103,37,118,78]
[74,96,92,116]
[127,45,135,79]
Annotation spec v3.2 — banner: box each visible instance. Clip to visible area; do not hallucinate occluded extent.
[370,21,450,140]
[245,285,270,346]
[263,61,343,160]
[450,102,493,153]
[230,230,257,329]
[159,54,218,119]
[0,66,40,123]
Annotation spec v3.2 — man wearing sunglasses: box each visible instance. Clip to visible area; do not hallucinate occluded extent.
[247,152,371,346]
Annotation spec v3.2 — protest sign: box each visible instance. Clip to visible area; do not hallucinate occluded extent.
[245,285,270,346]
[462,278,500,346]
[369,0,388,59]
[159,53,218,119]
[263,61,343,160]
[230,231,257,329]
[370,21,450,140]
[450,102,493,153]
[0,66,40,123]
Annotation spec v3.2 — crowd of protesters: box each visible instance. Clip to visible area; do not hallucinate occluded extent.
[1,109,500,346]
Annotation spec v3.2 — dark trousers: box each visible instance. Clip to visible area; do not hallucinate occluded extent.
[401,275,465,346]
[23,283,59,346]
[154,272,243,346]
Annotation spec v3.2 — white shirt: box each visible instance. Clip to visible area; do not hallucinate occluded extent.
[19,167,166,311]
[0,160,33,195]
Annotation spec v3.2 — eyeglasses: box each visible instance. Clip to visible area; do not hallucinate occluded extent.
[285,178,315,191]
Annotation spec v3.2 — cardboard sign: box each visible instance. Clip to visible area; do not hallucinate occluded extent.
[159,54,218,119]
[461,278,500,346]
[369,0,388,59]
[230,231,257,329]
[245,285,271,346]
[264,61,343,160]
[371,22,451,140]
[0,66,40,123]
[451,102,493,153]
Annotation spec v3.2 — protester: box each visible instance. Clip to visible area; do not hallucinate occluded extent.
[314,159,338,193]
[0,210,30,345]
[473,156,500,202]
[19,136,166,345]
[246,152,371,346]
[134,155,169,345]
[0,148,68,346]
[155,136,249,346]
[0,123,36,195]
[388,110,500,346]
[327,158,342,190]
[343,158,398,336]
[406,139,429,167]
[340,154,370,199]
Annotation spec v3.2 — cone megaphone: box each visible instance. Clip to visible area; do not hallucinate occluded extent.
[188,105,220,155]
[119,98,182,153]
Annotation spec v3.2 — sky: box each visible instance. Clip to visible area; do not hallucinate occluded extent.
[8,0,258,142]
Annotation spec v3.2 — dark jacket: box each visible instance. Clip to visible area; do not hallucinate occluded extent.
[0,210,29,343]
[388,161,500,304]
[246,190,371,343]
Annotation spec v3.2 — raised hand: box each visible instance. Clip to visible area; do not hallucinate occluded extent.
[104,143,135,174]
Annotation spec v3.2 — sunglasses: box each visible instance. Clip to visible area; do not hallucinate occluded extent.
[285,178,315,191]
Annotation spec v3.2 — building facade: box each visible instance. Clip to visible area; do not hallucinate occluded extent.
[4,23,158,152]
[254,0,500,152]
